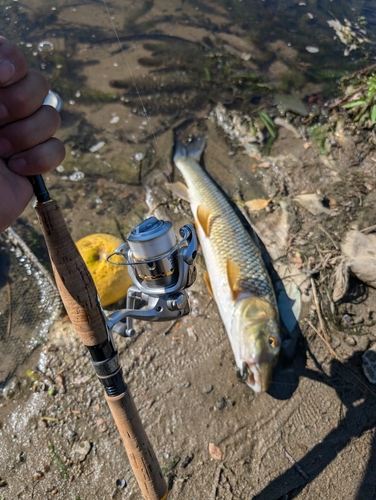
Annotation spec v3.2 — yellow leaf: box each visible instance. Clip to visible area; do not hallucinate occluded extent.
[245,198,272,212]
[209,442,223,461]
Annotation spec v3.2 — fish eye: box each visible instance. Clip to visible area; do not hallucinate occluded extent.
[268,335,278,348]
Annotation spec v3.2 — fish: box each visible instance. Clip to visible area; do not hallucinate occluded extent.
[173,136,281,392]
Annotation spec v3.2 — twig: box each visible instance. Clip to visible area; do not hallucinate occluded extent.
[317,224,339,250]
[250,104,266,115]
[211,466,223,499]
[360,224,376,234]
[306,319,339,359]
[293,255,332,292]
[6,281,12,337]
[163,318,180,335]
[310,277,335,358]
[328,84,367,109]
[283,448,309,480]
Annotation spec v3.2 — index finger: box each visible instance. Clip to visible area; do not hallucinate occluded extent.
[0,37,28,87]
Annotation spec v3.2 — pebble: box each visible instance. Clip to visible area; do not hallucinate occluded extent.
[345,336,356,346]
[182,381,191,388]
[72,440,91,462]
[33,471,44,481]
[180,455,193,468]
[38,40,54,53]
[216,397,227,410]
[187,326,198,341]
[69,171,85,182]
[203,384,213,394]
[134,152,145,161]
[341,314,354,326]
[306,46,319,53]
[116,479,126,488]
[89,141,105,153]
[362,343,376,384]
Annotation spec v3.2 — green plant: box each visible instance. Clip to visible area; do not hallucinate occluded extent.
[342,74,376,124]
[257,111,277,138]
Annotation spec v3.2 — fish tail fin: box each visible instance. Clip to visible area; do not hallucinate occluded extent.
[173,136,206,163]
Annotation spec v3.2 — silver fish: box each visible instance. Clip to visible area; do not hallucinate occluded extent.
[173,137,281,392]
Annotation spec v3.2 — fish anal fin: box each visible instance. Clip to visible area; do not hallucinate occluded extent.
[203,271,214,299]
[196,205,216,237]
[227,258,241,301]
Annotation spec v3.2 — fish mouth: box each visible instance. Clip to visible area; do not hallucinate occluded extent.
[242,362,273,393]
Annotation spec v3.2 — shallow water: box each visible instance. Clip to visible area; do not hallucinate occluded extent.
[0,0,374,223]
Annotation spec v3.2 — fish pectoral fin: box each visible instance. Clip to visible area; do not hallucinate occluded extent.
[165,181,190,203]
[196,205,217,237]
[203,271,214,299]
[227,258,241,301]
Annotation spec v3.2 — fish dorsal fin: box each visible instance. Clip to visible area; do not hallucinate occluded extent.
[203,271,214,299]
[165,182,190,203]
[196,205,216,237]
[227,258,241,300]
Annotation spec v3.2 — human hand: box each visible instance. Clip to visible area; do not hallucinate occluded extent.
[0,36,65,232]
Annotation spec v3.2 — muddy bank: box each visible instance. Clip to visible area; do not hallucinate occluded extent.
[1,111,376,499]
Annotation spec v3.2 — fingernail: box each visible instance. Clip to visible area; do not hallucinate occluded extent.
[0,137,12,156]
[8,157,26,172]
[0,60,16,84]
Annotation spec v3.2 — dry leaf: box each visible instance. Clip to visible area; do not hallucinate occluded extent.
[293,193,335,216]
[245,198,272,212]
[209,442,223,461]
[331,258,349,302]
[257,161,272,169]
[341,230,376,288]
[288,251,304,269]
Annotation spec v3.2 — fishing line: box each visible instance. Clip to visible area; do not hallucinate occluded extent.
[101,0,159,149]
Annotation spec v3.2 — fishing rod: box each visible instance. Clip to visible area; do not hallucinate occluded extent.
[28,4,197,497]
[29,174,169,500]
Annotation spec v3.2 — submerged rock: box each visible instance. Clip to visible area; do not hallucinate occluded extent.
[274,94,308,116]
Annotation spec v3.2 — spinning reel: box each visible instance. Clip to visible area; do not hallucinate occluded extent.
[106,217,197,337]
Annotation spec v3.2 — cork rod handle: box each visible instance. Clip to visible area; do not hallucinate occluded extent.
[105,391,168,500]
[35,199,108,346]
